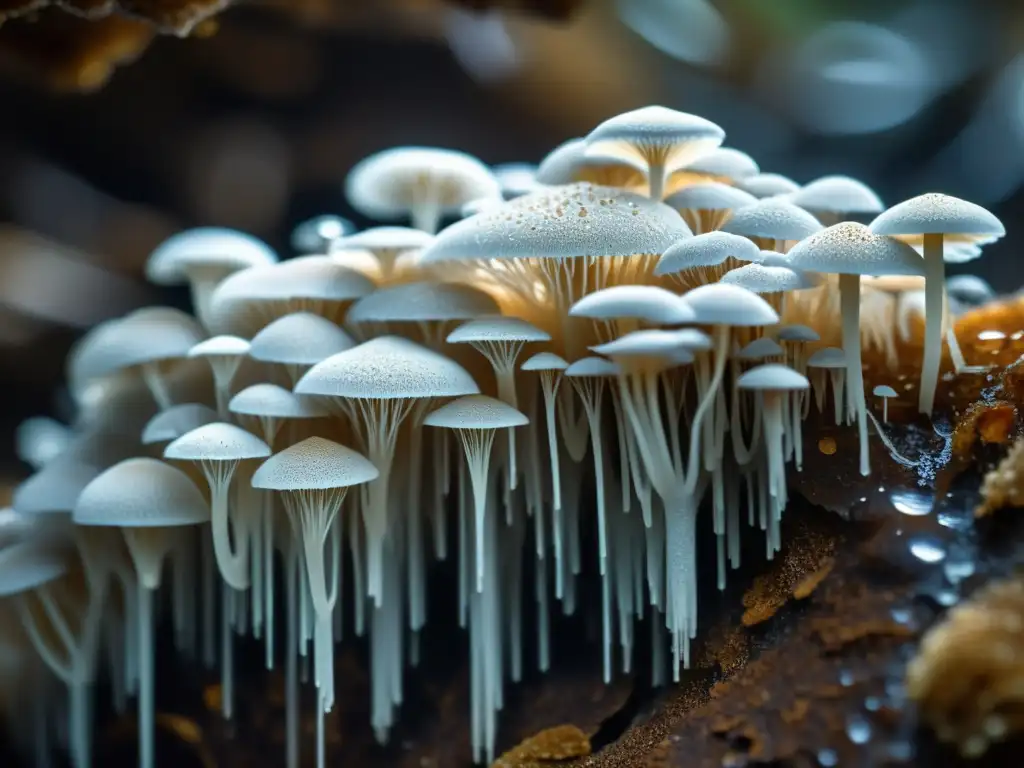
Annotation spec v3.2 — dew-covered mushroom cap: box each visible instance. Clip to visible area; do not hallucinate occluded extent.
[655,231,762,275]
[164,422,271,463]
[419,183,692,264]
[146,227,278,285]
[664,182,757,213]
[73,458,210,528]
[737,173,800,198]
[585,106,725,171]
[249,312,355,366]
[229,384,328,420]
[869,193,1005,241]
[807,347,847,368]
[521,352,569,372]
[447,316,551,344]
[568,286,696,325]
[423,394,529,430]
[331,226,435,255]
[873,384,898,398]
[291,215,353,254]
[141,403,219,445]
[252,437,379,492]
[346,282,499,324]
[681,283,780,326]
[778,324,820,343]
[737,337,784,360]
[787,222,926,277]
[13,460,99,515]
[721,198,823,241]
[296,336,480,401]
[188,335,250,359]
[720,262,818,293]
[789,176,884,215]
[0,538,69,597]
[737,363,810,391]
[682,147,759,180]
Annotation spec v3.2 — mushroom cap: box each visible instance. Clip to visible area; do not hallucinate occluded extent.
[331,226,435,256]
[346,282,499,324]
[946,274,995,305]
[565,356,623,377]
[494,163,540,198]
[807,347,847,368]
[521,351,569,372]
[0,538,69,597]
[461,197,505,219]
[419,183,691,264]
[869,193,1005,241]
[721,198,823,241]
[146,227,278,285]
[248,312,355,366]
[932,242,983,264]
[72,457,210,528]
[141,403,219,446]
[737,337,784,360]
[534,138,646,186]
[682,147,759,180]
[720,262,818,293]
[15,416,73,470]
[777,324,820,343]
[737,173,800,198]
[737,363,809,391]
[789,176,884,215]
[568,285,696,325]
[590,328,704,359]
[423,394,528,430]
[13,460,99,515]
[345,146,500,221]
[296,335,480,401]
[753,249,791,267]
[164,422,271,463]
[229,384,328,420]
[291,215,353,254]
[188,335,251,359]
[447,315,551,344]
[655,231,762,275]
[664,182,757,212]
[681,283,780,326]
[252,436,379,491]
[787,222,926,277]
[585,106,725,171]
[873,384,898,398]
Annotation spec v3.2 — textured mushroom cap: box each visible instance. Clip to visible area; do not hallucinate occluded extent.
[873,384,898,398]
[15,417,72,470]
[73,458,209,528]
[807,347,847,368]
[664,182,757,212]
[585,106,725,170]
[146,227,278,285]
[346,282,499,324]
[753,249,791,268]
[13,460,98,515]
[737,173,800,198]
[418,183,692,264]
[681,283,780,326]
[720,262,818,293]
[188,335,250,359]
[521,352,569,372]
[722,199,823,241]
[494,163,540,198]
[142,403,219,445]
[565,357,623,377]
[423,394,529,430]
[252,437,379,491]
[789,176,884,214]
[946,275,995,305]
[332,226,435,256]
[737,364,809,391]
[568,286,696,324]
[68,307,206,385]
[296,336,480,401]
[737,337,784,360]
[291,215,353,254]
[447,316,551,344]
[655,231,762,275]
[787,222,926,277]
[230,384,328,420]
[869,193,1005,241]
[0,538,69,597]
[164,422,271,463]
[590,329,703,359]
[534,138,645,185]
[682,147,759,180]
[778,324,820,342]
[345,147,500,221]
[249,313,355,366]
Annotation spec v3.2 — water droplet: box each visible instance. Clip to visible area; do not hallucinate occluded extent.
[817,748,839,767]
[890,489,932,516]
[943,558,975,583]
[839,669,855,686]
[877,486,886,493]
[864,696,882,712]
[846,714,872,744]
[935,588,958,607]
[890,607,912,625]
[908,535,946,564]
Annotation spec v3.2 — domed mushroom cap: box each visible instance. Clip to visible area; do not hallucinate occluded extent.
[494,163,540,198]
[681,283,780,326]
[249,313,355,366]
[13,460,98,515]
[211,256,375,304]
[722,198,823,241]
[296,336,480,401]
[787,222,926,277]
[590,328,706,359]
[291,215,353,254]
[807,347,847,368]
[521,351,568,372]
[346,282,499,324]
[664,182,757,212]
[418,183,692,264]
[229,384,328,420]
[447,316,550,344]
[869,193,1005,241]
[720,262,818,293]
[146,227,278,285]
[778,324,820,342]
[345,147,500,221]
[655,231,762,275]
[164,422,271,463]
[737,363,810,391]
[252,437,379,492]
[423,394,528,430]
[188,335,250,359]
[873,384,898,398]
[15,417,73,470]
[946,274,995,305]
[789,176,884,215]
[682,147,759,180]
[585,106,725,171]
[73,458,210,528]
[565,356,624,377]
[535,138,646,186]
[737,173,800,198]
[331,226,435,256]
[142,403,219,445]
[0,538,69,597]
[737,337,784,360]
[568,286,696,325]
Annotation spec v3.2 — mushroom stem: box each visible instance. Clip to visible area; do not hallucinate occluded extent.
[137,583,155,768]
[209,475,250,590]
[647,160,666,201]
[683,324,730,495]
[919,233,945,415]
[838,273,870,475]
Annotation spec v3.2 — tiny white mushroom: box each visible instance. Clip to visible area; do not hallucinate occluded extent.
[873,384,898,424]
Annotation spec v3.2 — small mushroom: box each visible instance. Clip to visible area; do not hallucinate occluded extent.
[721,197,823,252]
[187,335,250,418]
[873,384,898,423]
[331,226,434,284]
[663,181,757,234]
[736,172,800,199]
[249,312,356,386]
[788,175,884,226]
[655,230,762,291]
[290,215,353,255]
[535,137,648,191]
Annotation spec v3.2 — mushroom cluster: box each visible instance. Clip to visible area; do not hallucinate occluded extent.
[0,105,1006,767]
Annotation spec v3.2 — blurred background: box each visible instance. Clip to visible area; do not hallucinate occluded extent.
[0,0,1023,471]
